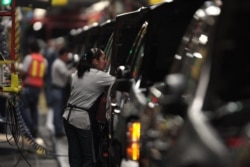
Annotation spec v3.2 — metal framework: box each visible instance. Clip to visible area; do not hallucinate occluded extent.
[0,0,21,93]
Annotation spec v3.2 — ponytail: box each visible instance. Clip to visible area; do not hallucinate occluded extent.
[76,48,102,78]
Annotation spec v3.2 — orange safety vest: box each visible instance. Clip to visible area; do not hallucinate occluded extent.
[26,53,46,88]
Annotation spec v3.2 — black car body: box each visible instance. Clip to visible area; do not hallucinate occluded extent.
[103,7,150,167]
[108,6,149,75]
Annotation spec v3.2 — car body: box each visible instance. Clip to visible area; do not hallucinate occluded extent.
[67,19,114,56]
[103,7,150,167]
[107,6,149,75]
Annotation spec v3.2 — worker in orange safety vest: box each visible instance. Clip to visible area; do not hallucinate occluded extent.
[20,38,48,138]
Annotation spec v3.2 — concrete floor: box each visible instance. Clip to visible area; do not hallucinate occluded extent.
[0,91,69,167]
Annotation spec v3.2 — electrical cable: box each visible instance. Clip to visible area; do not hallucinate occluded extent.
[3,94,62,166]
[1,93,71,167]
[10,94,51,153]
[5,94,31,167]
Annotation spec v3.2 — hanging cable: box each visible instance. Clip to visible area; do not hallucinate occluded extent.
[4,94,61,159]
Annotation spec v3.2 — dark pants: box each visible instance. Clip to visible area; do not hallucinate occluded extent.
[52,83,70,136]
[51,87,65,135]
[63,119,95,167]
[44,78,53,108]
[21,86,41,138]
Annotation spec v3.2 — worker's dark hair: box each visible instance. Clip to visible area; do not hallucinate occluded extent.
[28,38,40,53]
[59,46,70,56]
[77,48,103,78]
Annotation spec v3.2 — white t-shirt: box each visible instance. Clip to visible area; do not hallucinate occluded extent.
[62,68,115,129]
[51,58,72,87]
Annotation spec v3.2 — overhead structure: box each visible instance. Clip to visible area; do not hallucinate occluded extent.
[16,0,100,9]
[25,0,110,40]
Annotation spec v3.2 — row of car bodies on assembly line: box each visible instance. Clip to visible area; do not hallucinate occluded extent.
[106,0,209,166]
[109,0,250,167]
[138,1,225,167]
[66,5,150,166]
[67,0,250,166]
[67,18,115,60]
[114,0,250,167]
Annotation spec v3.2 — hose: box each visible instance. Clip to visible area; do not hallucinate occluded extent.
[5,94,52,155]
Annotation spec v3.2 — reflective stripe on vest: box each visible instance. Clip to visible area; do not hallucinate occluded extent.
[26,53,45,87]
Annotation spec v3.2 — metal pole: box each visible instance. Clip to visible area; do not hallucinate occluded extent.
[10,0,16,72]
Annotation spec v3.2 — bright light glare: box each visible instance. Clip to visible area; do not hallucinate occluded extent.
[186,52,193,58]
[83,26,89,31]
[205,6,221,16]
[148,102,155,108]
[33,22,43,31]
[114,108,121,114]
[175,54,182,60]
[199,34,208,45]
[92,22,98,27]
[71,29,77,35]
[34,9,46,19]
[92,1,110,11]
[193,52,203,59]
[164,0,173,2]
[74,54,80,62]
[119,66,125,71]
[196,9,206,18]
